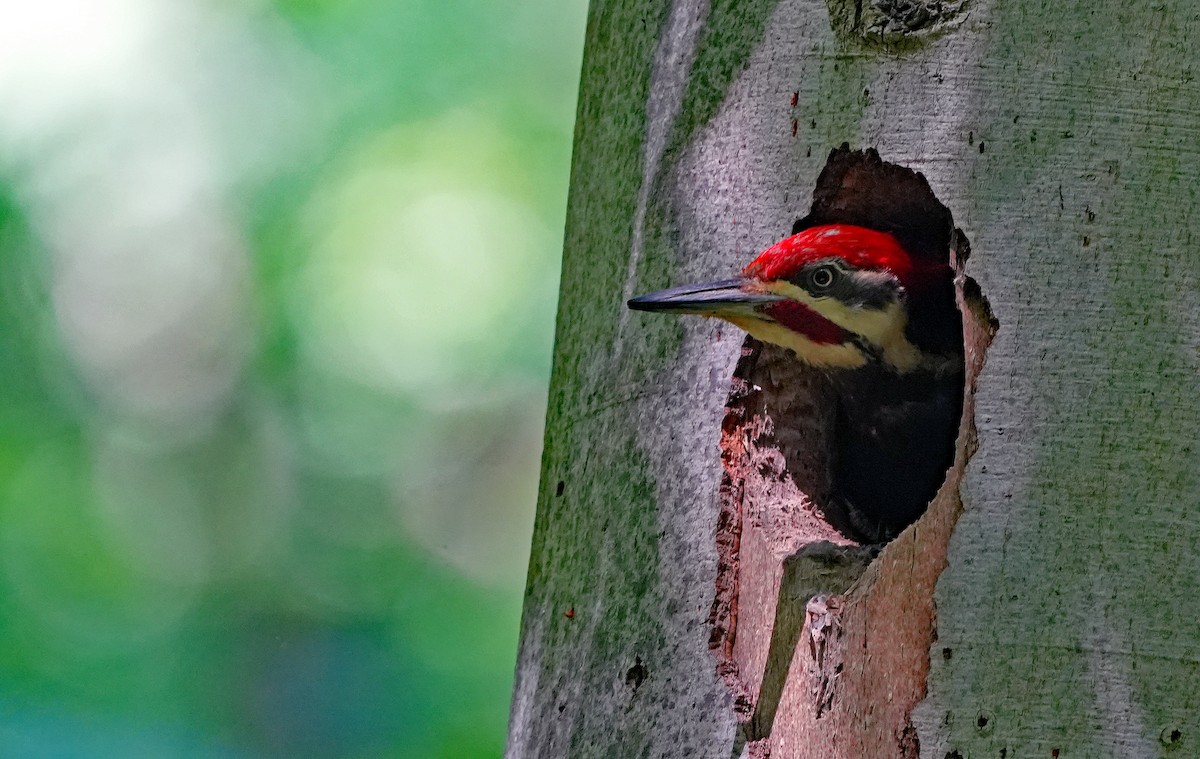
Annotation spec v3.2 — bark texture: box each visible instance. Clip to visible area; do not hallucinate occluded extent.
[507,0,1200,757]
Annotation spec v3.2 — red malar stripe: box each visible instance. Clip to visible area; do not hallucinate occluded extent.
[766,301,848,345]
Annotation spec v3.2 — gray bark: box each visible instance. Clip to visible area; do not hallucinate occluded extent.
[507,0,1200,757]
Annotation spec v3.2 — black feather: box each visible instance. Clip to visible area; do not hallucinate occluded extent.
[827,363,963,542]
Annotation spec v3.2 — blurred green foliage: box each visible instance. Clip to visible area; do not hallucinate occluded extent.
[0,0,585,756]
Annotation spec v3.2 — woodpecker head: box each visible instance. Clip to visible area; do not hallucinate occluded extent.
[628,224,960,373]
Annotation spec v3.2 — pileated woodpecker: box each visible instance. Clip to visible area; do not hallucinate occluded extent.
[628,222,963,542]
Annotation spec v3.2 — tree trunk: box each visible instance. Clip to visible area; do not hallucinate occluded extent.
[507,0,1200,757]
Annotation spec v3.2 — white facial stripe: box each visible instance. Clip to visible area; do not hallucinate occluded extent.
[849,269,899,291]
[722,315,867,369]
[767,280,923,372]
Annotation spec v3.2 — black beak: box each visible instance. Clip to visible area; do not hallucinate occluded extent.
[627,278,783,315]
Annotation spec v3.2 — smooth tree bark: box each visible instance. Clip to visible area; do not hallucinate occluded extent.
[506,0,1200,757]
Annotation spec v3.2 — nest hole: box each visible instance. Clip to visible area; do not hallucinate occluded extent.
[707,145,998,729]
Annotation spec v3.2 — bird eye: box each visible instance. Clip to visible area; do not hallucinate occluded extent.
[807,264,838,292]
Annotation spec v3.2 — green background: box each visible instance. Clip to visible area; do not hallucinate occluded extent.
[0,0,585,756]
